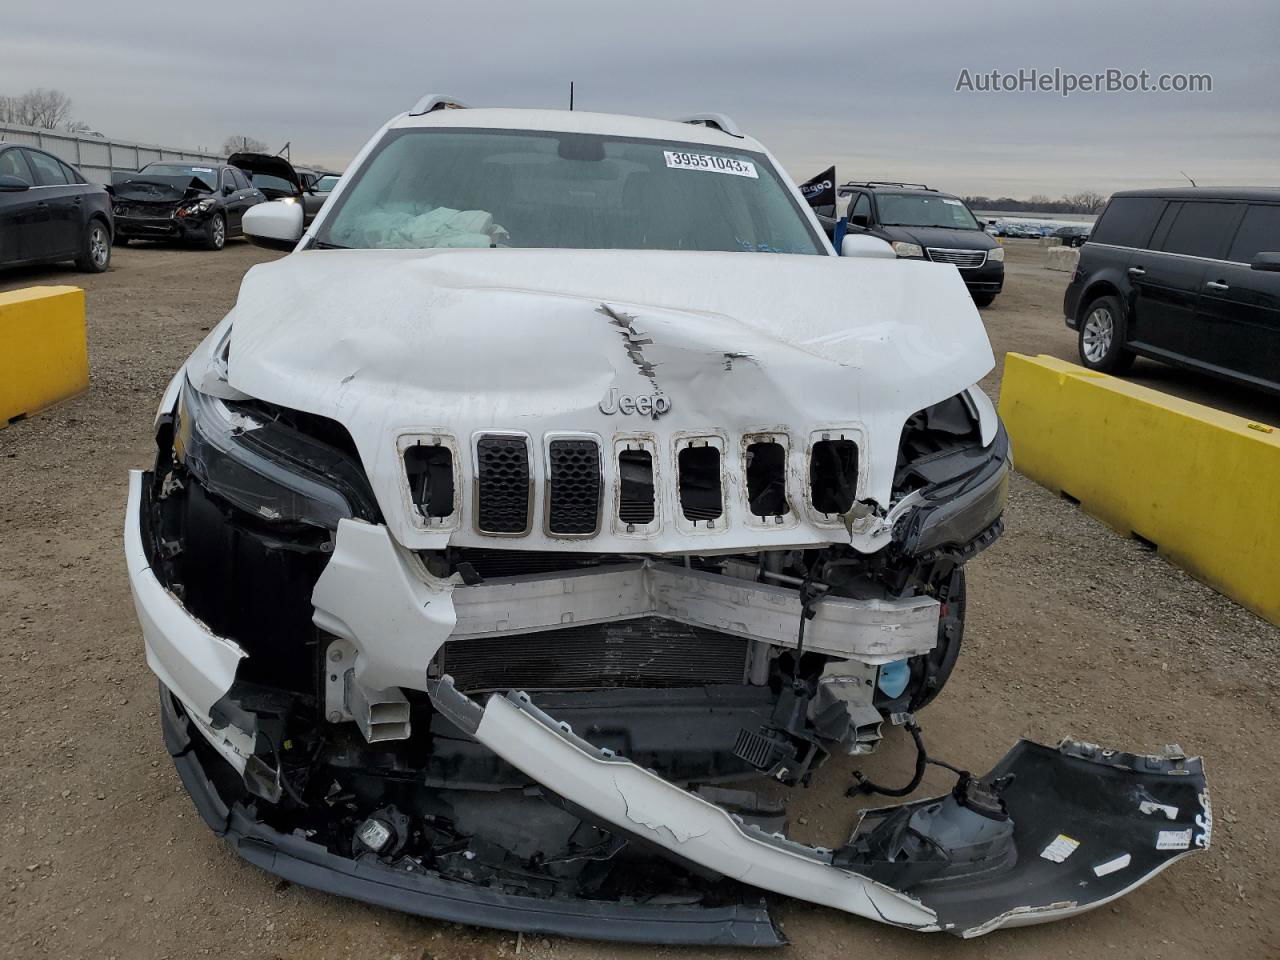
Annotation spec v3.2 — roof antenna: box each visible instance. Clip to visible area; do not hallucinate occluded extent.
[1180,170,1197,187]
[569,81,575,111]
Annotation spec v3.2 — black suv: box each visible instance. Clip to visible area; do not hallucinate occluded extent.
[839,182,1004,305]
[1064,188,1280,395]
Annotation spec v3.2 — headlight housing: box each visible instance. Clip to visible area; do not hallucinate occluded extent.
[176,199,216,219]
[891,241,925,258]
[987,246,1005,262]
[174,379,378,529]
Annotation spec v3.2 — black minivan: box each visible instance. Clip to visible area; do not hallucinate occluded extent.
[1064,188,1280,395]
[839,182,1005,305]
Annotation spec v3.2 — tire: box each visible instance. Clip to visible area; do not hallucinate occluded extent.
[1078,294,1135,373]
[75,218,111,273]
[972,292,996,307]
[203,213,226,251]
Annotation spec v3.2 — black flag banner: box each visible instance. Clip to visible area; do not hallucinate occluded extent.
[797,165,836,212]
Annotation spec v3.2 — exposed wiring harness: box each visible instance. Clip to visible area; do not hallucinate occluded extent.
[848,714,973,798]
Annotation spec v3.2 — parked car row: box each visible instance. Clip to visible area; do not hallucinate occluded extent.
[0,142,340,272]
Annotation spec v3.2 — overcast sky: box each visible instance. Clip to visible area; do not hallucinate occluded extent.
[3,0,1277,197]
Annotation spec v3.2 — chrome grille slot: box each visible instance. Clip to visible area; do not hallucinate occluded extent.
[617,447,656,526]
[475,435,531,534]
[926,247,987,269]
[404,442,455,519]
[547,437,602,535]
[810,438,859,516]
[745,440,789,518]
[678,443,723,523]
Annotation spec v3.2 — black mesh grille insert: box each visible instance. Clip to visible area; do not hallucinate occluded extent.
[617,447,655,525]
[438,617,750,692]
[678,444,723,522]
[475,436,530,533]
[810,438,859,515]
[548,438,601,535]
[404,443,455,518]
[745,441,789,517]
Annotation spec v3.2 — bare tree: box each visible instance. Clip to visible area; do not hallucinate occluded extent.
[1062,190,1106,213]
[222,134,267,154]
[3,88,75,128]
[65,119,92,134]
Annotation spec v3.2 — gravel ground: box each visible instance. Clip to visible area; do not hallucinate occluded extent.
[1,239,1277,959]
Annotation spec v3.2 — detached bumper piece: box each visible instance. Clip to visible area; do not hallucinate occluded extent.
[840,740,1210,936]
[428,680,1210,939]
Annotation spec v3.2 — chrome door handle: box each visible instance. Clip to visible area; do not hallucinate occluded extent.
[1127,266,1146,277]
[1205,280,1230,291]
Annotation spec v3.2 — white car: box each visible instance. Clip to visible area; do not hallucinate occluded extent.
[125,95,1207,945]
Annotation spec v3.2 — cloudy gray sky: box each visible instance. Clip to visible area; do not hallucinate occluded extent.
[3,0,1277,198]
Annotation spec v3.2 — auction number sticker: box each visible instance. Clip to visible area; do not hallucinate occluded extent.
[664,151,758,178]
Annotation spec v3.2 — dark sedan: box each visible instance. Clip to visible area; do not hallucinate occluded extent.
[111,162,265,250]
[0,143,113,273]
[1052,224,1091,248]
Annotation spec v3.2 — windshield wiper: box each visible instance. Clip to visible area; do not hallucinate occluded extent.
[312,240,350,250]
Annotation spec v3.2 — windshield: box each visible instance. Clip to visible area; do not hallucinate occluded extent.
[139,163,218,191]
[315,128,824,254]
[247,172,297,195]
[877,193,979,230]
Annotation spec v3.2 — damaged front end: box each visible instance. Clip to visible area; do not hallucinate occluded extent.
[125,359,1209,944]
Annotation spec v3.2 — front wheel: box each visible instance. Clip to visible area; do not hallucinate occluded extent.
[202,213,226,251]
[75,219,111,273]
[972,292,997,307]
[1078,294,1135,373]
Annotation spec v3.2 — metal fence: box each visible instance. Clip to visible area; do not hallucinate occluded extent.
[0,120,224,186]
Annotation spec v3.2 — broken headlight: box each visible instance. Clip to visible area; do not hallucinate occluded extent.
[173,379,378,529]
[176,198,216,218]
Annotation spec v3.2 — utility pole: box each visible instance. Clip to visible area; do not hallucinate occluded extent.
[569,82,574,111]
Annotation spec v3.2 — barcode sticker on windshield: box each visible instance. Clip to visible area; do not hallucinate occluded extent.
[664,151,758,179]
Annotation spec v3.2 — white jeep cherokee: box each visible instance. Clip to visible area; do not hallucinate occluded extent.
[125,96,1207,945]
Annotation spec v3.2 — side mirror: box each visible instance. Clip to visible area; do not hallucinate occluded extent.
[841,234,896,259]
[0,174,31,192]
[222,184,235,196]
[1250,252,1280,273]
[243,200,304,251]
[849,214,869,229]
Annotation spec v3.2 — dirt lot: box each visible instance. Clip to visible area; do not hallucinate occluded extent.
[2,239,1277,959]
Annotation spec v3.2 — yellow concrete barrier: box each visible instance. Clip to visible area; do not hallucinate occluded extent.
[0,286,88,427]
[999,353,1280,625]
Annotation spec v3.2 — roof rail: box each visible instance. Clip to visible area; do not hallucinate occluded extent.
[408,94,471,117]
[841,181,934,191]
[677,113,744,138]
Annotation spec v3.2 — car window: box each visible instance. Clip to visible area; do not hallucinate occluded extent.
[58,159,85,184]
[317,128,825,255]
[1089,197,1165,248]
[24,149,70,186]
[1158,202,1241,259]
[1227,204,1280,263]
[231,168,249,190]
[850,193,871,224]
[0,147,34,183]
[315,175,340,192]
[222,168,237,190]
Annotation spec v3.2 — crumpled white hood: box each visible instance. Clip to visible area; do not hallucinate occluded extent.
[216,247,994,551]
